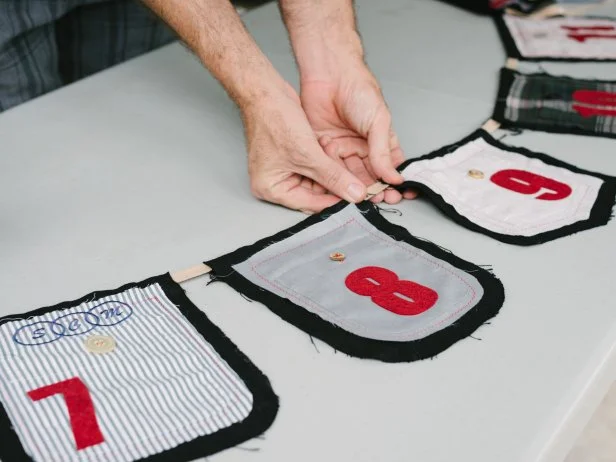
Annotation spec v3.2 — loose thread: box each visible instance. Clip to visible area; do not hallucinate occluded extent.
[239,292,254,303]
[376,205,403,216]
[309,335,320,353]
[469,334,483,341]
[206,275,218,286]
[497,127,524,142]
[413,235,455,254]
[234,446,260,452]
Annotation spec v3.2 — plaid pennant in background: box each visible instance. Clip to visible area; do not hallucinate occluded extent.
[493,68,616,139]
[489,0,555,14]
[436,0,551,14]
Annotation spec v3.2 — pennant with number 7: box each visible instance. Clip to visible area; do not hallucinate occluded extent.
[394,129,616,245]
[0,275,279,462]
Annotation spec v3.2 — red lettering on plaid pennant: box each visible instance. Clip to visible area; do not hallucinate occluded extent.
[490,169,572,201]
[345,266,438,316]
[572,90,616,118]
[28,377,105,450]
[561,25,616,43]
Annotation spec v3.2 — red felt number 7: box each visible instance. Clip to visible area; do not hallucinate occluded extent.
[28,377,105,450]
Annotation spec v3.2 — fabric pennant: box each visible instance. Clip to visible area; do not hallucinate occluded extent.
[495,14,616,61]
[395,129,616,245]
[493,67,616,139]
[0,274,278,462]
[206,202,505,363]
[435,0,553,15]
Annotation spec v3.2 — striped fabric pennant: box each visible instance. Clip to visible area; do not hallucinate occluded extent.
[495,14,616,61]
[206,202,505,363]
[0,274,278,462]
[493,67,616,139]
[394,129,616,245]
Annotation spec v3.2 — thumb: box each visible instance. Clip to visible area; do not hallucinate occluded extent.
[302,151,367,203]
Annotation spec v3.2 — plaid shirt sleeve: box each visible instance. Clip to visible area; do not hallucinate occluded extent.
[0,0,175,113]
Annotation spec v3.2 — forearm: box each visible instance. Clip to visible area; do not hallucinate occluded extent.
[278,0,364,81]
[142,0,287,109]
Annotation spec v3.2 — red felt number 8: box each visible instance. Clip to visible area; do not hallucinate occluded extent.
[490,169,572,201]
[345,266,438,316]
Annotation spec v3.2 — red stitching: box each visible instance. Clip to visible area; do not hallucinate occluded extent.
[249,217,478,340]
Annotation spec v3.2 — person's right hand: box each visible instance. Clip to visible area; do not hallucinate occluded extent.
[243,82,370,214]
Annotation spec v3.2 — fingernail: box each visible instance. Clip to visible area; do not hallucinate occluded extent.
[391,172,404,184]
[347,183,365,202]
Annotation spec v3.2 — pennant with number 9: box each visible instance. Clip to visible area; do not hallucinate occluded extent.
[395,130,616,245]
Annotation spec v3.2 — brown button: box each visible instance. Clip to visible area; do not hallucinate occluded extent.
[84,335,116,355]
[329,251,346,262]
[467,169,485,179]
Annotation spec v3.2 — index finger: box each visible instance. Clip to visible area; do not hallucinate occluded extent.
[368,112,404,185]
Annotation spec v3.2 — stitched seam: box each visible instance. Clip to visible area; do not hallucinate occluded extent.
[250,218,477,340]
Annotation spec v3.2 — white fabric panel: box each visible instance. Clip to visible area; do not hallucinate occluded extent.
[0,283,253,462]
[401,138,603,237]
[233,205,484,342]
[504,15,616,59]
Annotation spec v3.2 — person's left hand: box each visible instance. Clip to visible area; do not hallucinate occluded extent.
[300,60,417,204]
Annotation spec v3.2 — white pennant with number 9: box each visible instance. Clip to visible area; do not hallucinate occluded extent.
[400,136,603,237]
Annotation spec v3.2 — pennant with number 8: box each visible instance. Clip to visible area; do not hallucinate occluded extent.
[395,130,616,245]
[206,202,505,363]
[0,275,278,462]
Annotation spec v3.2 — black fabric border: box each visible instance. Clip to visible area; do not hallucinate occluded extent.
[395,129,616,246]
[494,14,616,62]
[0,274,279,462]
[206,201,505,363]
[492,67,616,140]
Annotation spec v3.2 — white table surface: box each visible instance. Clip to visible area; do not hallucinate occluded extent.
[1,1,616,461]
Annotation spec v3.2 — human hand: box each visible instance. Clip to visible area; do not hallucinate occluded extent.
[243,82,369,213]
[300,62,417,204]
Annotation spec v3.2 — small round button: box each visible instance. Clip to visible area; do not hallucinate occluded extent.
[467,169,485,179]
[329,251,346,262]
[84,335,116,355]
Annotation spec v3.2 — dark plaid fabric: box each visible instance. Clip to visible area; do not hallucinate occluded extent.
[489,0,555,13]
[493,68,616,138]
[0,0,176,112]
[436,0,553,14]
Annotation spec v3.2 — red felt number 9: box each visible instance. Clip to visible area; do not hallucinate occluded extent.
[345,266,438,316]
[490,169,572,201]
